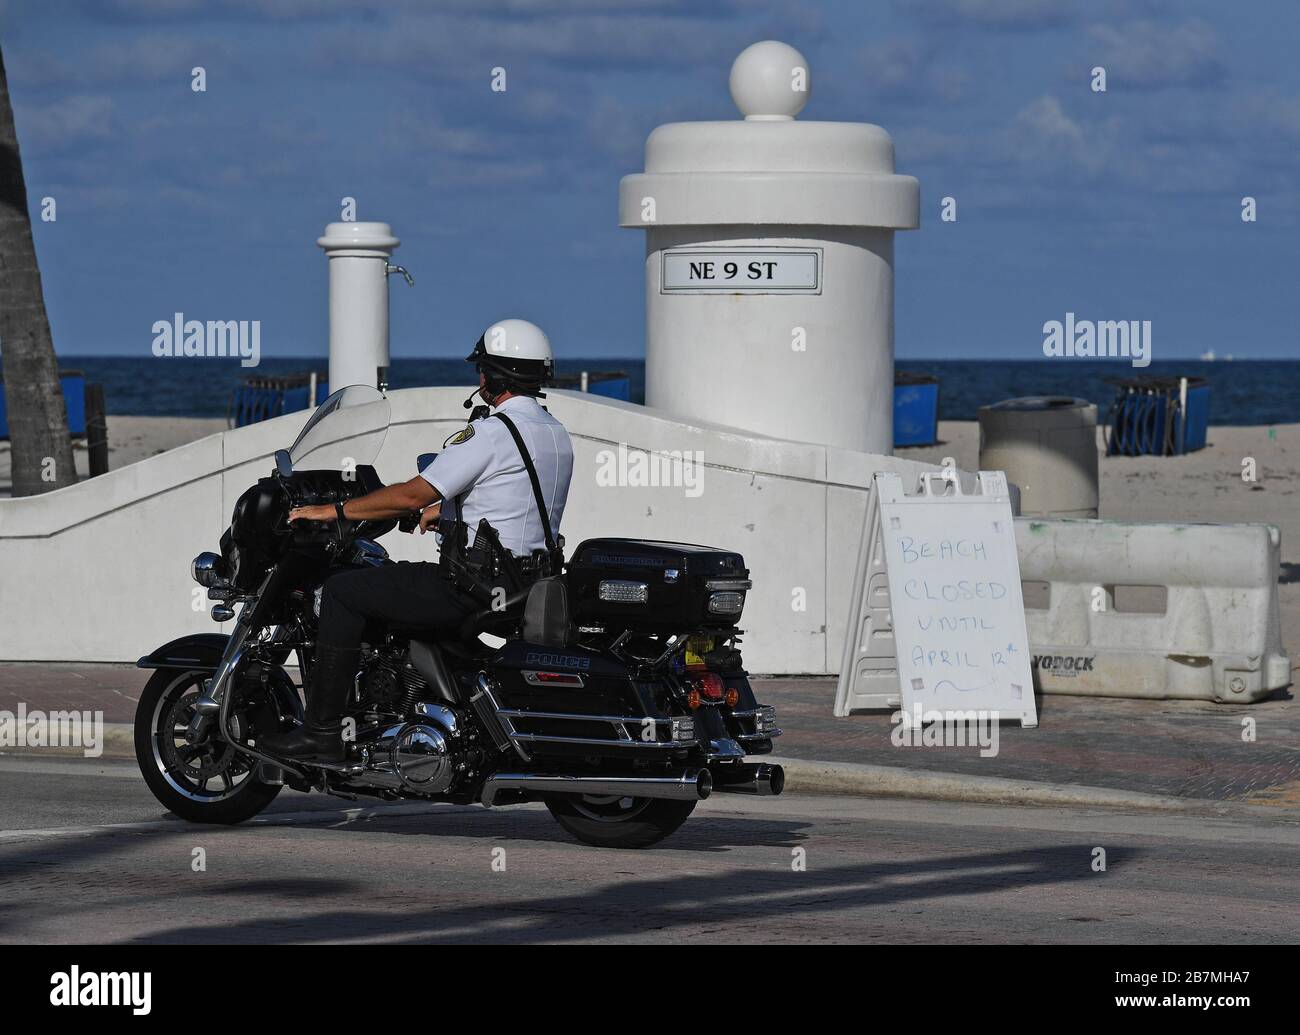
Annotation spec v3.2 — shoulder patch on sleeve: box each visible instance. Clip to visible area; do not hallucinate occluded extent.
[444,425,475,448]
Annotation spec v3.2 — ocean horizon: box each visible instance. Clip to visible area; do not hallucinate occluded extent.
[40,355,1300,427]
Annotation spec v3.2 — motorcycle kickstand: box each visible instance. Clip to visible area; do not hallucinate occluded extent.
[314,769,357,800]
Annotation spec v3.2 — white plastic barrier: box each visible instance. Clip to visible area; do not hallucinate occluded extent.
[1017,518,1291,702]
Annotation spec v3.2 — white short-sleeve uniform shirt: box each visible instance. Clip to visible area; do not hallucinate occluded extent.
[419,395,574,557]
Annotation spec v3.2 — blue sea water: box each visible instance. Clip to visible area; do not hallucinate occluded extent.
[54,355,1300,426]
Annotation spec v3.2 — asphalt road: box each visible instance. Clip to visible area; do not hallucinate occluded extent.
[0,755,1297,944]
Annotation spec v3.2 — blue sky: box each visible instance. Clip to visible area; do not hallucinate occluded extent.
[2,0,1297,361]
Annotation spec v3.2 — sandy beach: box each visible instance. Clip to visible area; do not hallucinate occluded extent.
[897,421,1299,559]
[0,415,227,494]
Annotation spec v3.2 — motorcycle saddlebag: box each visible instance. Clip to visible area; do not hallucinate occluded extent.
[565,538,750,631]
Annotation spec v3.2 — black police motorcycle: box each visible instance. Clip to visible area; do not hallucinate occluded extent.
[134,386,783,848]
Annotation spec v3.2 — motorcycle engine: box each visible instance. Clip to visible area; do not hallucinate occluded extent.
[388,720,455,794]
[348,699,473,797]
[364,650,432,717]
[348,650,486,797]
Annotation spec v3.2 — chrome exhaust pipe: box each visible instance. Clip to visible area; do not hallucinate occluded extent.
[710,763,784,796]
[481,768,712,807]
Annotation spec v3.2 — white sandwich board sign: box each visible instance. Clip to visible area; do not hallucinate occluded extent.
[834,471,1038,727]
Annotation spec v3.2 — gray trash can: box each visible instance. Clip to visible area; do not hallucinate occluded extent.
[978,396,1099,518]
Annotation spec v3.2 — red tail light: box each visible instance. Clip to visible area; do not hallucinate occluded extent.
[696,672,725,702]
[523,671,585,687]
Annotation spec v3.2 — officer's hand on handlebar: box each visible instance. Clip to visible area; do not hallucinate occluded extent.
[418,502,442,535]
[288,505,337,525]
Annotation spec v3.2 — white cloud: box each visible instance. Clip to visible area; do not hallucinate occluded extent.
[1012,95,1083,145]
[8,33,228,86]
[89,0,751,24]
[1234,88,1300,142]
[17,94,116,153]
[30,183,133,213]
[908,0,1075,30]
[1087,17,1224,89]
[310,12,743,72]
[1004,94,1108,173]
[860,36,972,103]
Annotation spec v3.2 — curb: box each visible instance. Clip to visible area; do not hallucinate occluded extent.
[0,727,1225,813]
[767,756,1199,812]
[0,721,135,761]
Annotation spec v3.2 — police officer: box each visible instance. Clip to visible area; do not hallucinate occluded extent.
[261,318,574,761]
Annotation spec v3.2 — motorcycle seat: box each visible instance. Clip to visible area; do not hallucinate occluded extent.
[520,577,572,647]
[455,577,572,646]
[456,585,533,641]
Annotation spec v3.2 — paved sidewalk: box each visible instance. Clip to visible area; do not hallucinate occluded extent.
[0,664,143,723]
[1,663,1296,806]
[762,678,1300,804]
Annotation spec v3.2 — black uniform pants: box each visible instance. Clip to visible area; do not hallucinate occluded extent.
[316,562,479,650]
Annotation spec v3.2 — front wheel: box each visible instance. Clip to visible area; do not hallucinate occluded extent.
[135,668,284,825]
[545,794,696,849]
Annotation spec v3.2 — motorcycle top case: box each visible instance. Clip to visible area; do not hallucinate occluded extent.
[565,538,749,631]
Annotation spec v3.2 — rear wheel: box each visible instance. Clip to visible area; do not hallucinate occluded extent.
[544,793,696,849]
[135,668,287,825]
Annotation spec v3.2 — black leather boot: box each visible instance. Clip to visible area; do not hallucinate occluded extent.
[259,645,360,762]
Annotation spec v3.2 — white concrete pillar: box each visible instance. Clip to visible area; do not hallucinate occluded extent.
[317,221,400,392]
[619,41,919,454]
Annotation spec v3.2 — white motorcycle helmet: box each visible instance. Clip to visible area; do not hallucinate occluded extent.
[465,318,554,396]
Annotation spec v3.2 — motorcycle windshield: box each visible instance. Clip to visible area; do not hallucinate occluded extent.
[286,385,390,472]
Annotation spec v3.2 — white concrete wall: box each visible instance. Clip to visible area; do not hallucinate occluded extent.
[0,388,947,671]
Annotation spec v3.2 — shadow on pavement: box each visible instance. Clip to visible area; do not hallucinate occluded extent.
[0,799,1135,944]
[129,841,1122,944]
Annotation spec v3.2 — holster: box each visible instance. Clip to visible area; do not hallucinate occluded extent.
[438,518,546,605]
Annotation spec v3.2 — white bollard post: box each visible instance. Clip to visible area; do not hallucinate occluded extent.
[619,41,919,454]
[317,221,400,392]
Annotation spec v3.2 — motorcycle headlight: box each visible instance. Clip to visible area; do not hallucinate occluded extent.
[191,552,221,587]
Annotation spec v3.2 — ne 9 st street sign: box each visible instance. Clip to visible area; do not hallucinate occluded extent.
[660,248,821,294]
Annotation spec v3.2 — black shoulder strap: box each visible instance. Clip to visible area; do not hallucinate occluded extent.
[492,412,558,558]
